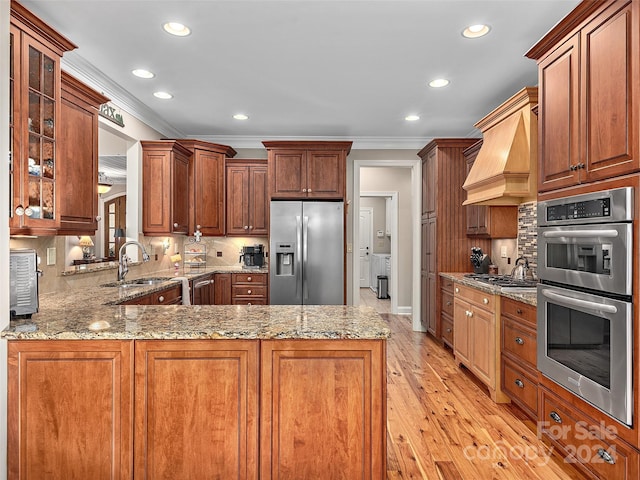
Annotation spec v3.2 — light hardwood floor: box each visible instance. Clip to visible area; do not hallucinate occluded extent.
[359,289,587,480]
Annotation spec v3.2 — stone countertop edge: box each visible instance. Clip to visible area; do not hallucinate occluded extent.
[439,272,537,307]
[3,305,390,341]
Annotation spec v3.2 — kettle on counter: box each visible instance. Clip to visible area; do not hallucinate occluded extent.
[511,256,534,281]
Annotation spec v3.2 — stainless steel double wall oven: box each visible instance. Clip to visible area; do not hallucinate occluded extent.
[537,187,634,426]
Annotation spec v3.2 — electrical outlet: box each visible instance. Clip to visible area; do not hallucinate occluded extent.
[500,246,507,258]
[46,247,56,265]
[217,251,222,257]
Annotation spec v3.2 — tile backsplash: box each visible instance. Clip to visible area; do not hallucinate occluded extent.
[517,201,537,270]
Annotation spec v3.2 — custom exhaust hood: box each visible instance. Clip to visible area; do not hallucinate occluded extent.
[463,87,538,206]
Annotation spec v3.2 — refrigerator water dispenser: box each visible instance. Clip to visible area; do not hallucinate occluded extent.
[275,243,295,276]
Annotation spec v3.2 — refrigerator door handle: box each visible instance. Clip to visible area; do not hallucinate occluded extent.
[296,215,302,300]
[303,215,309,301]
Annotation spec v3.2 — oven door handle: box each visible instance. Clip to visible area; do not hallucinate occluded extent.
[542,290,618,314]
[541,229,619,238]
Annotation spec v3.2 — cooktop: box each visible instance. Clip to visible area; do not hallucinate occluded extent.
[463,273,538,288]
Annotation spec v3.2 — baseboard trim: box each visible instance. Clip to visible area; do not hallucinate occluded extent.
[397,306,412,315]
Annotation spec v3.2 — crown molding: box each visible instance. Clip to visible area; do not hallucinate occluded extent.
[61,51,185,139]
[192,135,437,150]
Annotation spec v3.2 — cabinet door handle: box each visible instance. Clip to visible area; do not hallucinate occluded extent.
[249,225,253,230]
[158,295,165,303]
[515,337,524,345]
[446,301,452,306]
[597,448,616,465]
[308,188,312,193]
[514,379,524,389]
[302,188,307,192]
[569,164,576,171]
[247,289,252,294]
[247,302,252,306]
[549,411,562,423]
[516,308,523,314]
[15,206,24,216]
[455,287,459,293]
[579,162,585,170]
[482,298,489,304]
[247,276,252,281]
[446,328,452,333]
[244,225,249,230]
[24,207,34,217]
[173,223,178,228]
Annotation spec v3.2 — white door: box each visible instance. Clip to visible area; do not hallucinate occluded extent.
[359,208,372,288]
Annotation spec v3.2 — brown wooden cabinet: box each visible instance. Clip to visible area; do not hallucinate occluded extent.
[9,2,76,235]
[418,139,486,338]
[119,284,183,306]
[529,0,640,193]
[57,72,109,235]
[263,141,352,200]
[141,140,191,236]
[134,339,260,479]
[439,276,454,348]
[463,140,517,238]
[500,297,538,419]
[8,340,133,479]
[232,272,268,305]
[214,273,232,305]
[226,159,269,236]
[453,283,507,403]
[178,139,237,237]
[540,386,640,480]
[260,339,386,479]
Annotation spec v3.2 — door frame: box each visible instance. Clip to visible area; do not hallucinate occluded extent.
[358,207,374,288]
[353,159,422,332]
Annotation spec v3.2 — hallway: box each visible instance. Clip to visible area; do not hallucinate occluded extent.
[359,289,586,479]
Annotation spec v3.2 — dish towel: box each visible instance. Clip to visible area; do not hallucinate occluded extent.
[174,277,191,305]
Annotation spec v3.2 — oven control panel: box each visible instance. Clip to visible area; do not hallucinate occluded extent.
[546,197,610,221]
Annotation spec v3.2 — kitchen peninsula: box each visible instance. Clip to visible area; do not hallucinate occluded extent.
[4,277,389,479]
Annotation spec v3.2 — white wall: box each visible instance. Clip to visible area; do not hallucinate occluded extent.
[360,167,412,308]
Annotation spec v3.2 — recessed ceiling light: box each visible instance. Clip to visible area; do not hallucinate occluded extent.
[153,91,173,99]
[233,113,249,120]
[428,78,450,88]
[163,22,191,37]
[405,115,420,122]
[132,69,155,79]
[462,24,491,38]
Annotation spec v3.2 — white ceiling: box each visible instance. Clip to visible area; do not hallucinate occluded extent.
[22,0,580,149]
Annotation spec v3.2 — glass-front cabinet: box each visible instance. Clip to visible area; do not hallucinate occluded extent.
[9,2,76,234]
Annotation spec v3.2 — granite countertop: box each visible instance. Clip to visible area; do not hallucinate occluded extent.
[4,265,390,341]
[439,272,537,307]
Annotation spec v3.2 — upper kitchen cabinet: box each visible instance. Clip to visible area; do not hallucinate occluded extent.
[57,72,109,235]
[141,140,191,236]
[9,1,77,235]
[178,139,237,237]
[226,158,268,236]
[263,141,352,200]
[418,139,486,338]
[464,140,517,238]
[527,0,639,193]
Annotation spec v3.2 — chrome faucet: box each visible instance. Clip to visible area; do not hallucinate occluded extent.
[117,240,151,281]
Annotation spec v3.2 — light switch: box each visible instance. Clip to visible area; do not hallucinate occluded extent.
[500,246,507,258]
[47,247,56,265]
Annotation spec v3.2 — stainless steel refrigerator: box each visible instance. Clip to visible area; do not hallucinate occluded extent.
[270,201,344,305]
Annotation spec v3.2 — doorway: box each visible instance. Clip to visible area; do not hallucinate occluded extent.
[353,159,422,332]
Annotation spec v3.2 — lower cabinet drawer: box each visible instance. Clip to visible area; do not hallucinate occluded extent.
[232,298,267,306]
[540,387,639,480]
[232,286,267,298]
[441,315,453,346]
[501,318,536,368]
[501,357,537,418]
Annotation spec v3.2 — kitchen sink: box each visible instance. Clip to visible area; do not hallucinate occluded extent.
[101,277,172,288]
